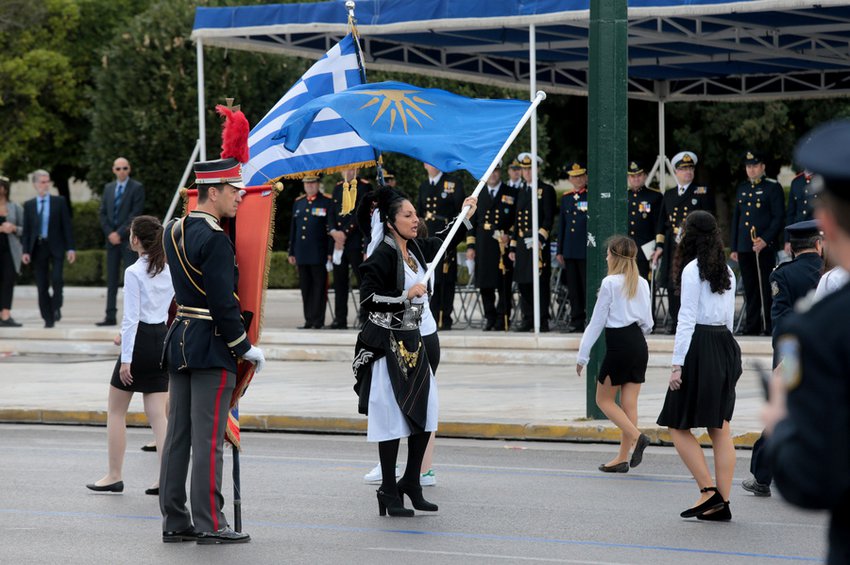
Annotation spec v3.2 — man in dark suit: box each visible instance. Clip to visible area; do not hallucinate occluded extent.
[329,168,371,329]
[21,169,76,328]
[651,151,716,333]
[97,157,145,326]
[625,160,663,281]
[730,151,785,336]
[466,162,517,331]
[416,163,465,330]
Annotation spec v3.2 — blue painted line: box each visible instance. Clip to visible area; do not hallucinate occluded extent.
[0,508,821,562]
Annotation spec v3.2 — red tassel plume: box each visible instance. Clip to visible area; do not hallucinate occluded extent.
[216,104,250,164]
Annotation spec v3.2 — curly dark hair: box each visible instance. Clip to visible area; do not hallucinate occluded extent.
[672,210,731,295]
[356,187,407,237]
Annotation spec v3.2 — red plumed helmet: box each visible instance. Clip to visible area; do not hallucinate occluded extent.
[216,101,250,164]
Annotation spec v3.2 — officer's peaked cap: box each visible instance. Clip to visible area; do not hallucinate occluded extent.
[671,151,698,169]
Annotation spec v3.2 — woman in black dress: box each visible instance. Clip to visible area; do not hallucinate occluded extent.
[657,211,741,521]
[87,216,173,494]
[353,187,476,516]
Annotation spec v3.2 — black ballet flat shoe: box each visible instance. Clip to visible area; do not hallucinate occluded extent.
[598,462,629,473]
[140,444,157,452]
[680,487,725,518]
[86,480,124,493]
[376,489,414,517]
[145,487,159,496]
[162,527,198,543]
[697,501,732,522]
[397,480,438,512]
[630,433,651,468]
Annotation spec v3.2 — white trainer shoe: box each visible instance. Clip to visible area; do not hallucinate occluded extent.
[363,464,401,484]
[419,469,436,487]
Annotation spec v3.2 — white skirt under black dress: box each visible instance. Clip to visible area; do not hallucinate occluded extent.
[110,321,169,393]
[599,323,648,385]
[366,258,439,442]
[657,324,742,429]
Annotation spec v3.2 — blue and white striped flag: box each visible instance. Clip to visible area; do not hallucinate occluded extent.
[241,34,375,185]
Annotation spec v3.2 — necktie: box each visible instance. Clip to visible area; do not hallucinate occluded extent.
[114,183,125,212]
[38,198,47,239]
[490,189,497,199]
[430,180,436,187]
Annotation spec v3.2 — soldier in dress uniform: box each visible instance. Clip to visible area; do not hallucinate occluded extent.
[383,170,398,189]
[329,169,372,329]
[556,161,589,333]
[288,175,335,329]
[784,169,817,255]
[743,219,824,499]
[626,160,662,281]
[466,161,517,331]
[506,160,523,189]
[416,163,465,330]
[160,156,265,545]
[764,120,850,565]
[509,153,556,332]
[651,151,715,333]
[730,151,785,336]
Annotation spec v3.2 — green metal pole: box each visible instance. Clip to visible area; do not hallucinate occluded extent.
[586,0,628,419]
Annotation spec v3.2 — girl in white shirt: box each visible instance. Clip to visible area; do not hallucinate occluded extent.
[577,236,653,473]
[87,216,173,495]
[657,210,742,522]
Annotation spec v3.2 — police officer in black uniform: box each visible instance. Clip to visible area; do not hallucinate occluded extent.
[784,170,817,255]
[626,160,662,281]
[416,163,465,330]
[765,120,850,565]
[160,156,265,545]
[556,161,589,333]
[510,153,556,332]
[466,161,517,331]
[743,220,824,499]
[288,175,335,329]
[329,169,371,329]
[730,151,785,336]
[651,151,715,333]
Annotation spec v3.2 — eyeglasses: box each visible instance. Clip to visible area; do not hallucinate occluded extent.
[114,167,129,171]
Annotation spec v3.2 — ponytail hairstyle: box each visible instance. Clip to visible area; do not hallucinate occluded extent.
[606,235,640,299]
[130,215,166,277]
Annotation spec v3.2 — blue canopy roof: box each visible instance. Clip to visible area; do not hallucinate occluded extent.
[192,0,850,101]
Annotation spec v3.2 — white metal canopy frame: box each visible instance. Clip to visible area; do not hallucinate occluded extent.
[189,0,850,333]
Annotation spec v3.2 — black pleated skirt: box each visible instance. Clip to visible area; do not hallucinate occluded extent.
[657,324,742,430]
[110,322,169,393]
[599,323,648,386]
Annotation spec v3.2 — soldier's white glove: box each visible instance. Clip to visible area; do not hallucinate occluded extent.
[243,345,266,374]
[524,237,534,249]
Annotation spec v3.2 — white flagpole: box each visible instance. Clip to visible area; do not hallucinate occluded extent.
[421,90,547,283]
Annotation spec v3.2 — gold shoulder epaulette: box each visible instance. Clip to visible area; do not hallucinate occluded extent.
[295,194,306,201]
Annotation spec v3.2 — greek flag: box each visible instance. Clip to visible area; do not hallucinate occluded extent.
[241,34,374,185]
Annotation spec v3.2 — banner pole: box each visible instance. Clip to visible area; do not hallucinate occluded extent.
[421,91,547,283]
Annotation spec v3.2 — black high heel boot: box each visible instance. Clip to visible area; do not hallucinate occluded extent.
[697,501,732,522]
[680,486,725,518]
[397,480,438,512]
[376,489,414,517]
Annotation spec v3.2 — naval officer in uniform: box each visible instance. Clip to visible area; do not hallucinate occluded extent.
[626,160,662,281]
[416,163,465,329]
[730,151,785,336]
[556,161,589,332]
[651,151,715,333]
[510,153,556,332]
[160,157,265,545]
[466,161,517,331]
[785,169,817,255]
[289,175,336,329]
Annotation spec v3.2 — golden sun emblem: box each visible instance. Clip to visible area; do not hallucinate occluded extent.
[353,89,434,134]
